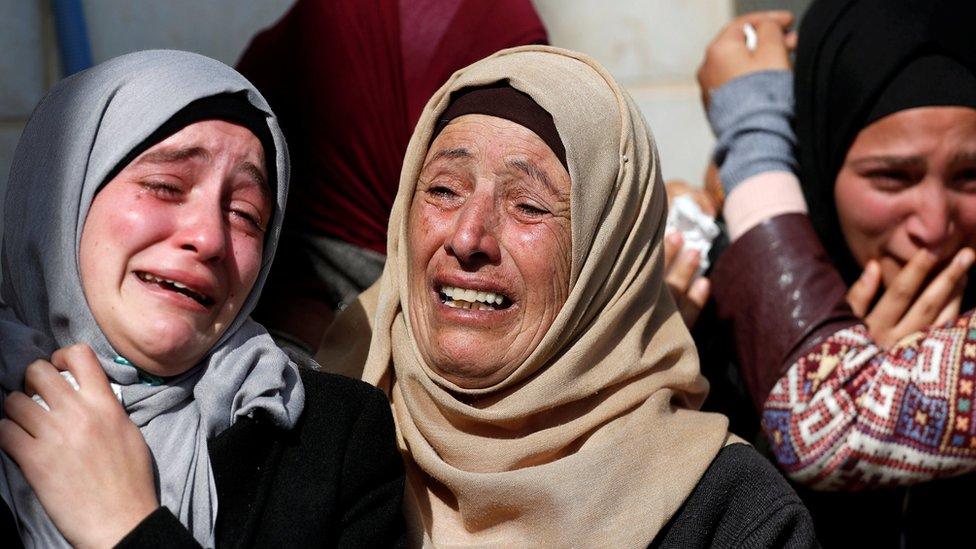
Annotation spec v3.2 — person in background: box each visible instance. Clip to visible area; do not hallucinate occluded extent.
[318,45,817,548]
[700,1,976,545]
[0,50,404,548]
[236,0,549,351]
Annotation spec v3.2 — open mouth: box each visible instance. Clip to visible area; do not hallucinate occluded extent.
[438,285,512,311]
[136,271,215,307]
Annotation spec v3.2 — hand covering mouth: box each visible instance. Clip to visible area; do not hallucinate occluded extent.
[136,271,216,307]
[438,284,512,311]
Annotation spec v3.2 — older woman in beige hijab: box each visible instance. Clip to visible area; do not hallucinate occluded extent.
[319,45,815,547]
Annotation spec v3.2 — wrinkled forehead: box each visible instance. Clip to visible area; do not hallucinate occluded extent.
[423,114,561,171]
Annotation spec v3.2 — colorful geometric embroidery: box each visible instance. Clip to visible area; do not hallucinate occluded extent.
[762,409,798,466]
[893,385,947,447]
[763,312,976,489]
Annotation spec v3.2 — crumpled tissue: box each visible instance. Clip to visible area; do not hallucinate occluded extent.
[665,194,721,278]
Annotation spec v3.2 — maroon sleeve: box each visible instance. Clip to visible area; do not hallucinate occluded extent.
[710,213,859,409]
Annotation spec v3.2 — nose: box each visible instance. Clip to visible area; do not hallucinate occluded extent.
[445,192,500,268]
[906,182,954,251]
[175,199,227,262]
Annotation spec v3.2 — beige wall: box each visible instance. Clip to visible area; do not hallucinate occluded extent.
[535,0,734,185]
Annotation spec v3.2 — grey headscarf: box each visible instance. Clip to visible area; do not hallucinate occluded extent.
[0,50,304,547]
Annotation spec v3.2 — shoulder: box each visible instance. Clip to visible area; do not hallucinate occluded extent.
[651,443,818,548]
[244,367,398,497]
[296,367,392,435]
[696,443,798,501]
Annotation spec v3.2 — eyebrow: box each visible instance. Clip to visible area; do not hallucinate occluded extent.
[424,147,473,168]
[847,155,926,170]
[137,146,268,189]
[949,150,976,166]
[137,146,211,165]
[505,158,566,200]
[238,160,268,189]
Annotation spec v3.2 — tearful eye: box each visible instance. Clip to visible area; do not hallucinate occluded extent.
[428,185,459,199]
[953,169,976,192]
[517,203,549,216]
[228,207,266,233]
[868,171,915,191]
[142,180,183,199]
[237,212,262,230]
[423,183,465,209]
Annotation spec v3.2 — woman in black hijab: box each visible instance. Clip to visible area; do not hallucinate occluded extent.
[699,0,976,545]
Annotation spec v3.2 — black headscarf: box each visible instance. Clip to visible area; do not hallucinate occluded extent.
[794,0,976,282]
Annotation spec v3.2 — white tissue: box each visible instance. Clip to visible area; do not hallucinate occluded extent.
[31,371,123,411]
[665,194,721,278]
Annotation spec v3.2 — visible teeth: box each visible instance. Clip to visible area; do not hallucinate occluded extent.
[440,285,506,306]
[137,272,210,305]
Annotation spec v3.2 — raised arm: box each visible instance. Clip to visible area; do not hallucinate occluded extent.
[703,13,976,489]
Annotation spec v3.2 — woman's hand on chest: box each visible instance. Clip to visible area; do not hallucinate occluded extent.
[0,344,158,548]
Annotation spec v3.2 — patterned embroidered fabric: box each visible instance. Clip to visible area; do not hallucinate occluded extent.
[763,314,976,490]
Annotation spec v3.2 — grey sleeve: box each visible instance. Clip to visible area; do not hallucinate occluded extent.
[708,70,797,195]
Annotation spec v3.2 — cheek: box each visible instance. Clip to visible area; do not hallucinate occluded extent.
[81,196,159,278]
[228,234,265,294]
[952,195,976,243]
[508,221,572,300]
[408,202,449,272]
[835,179,905,258]
[836,186,898,236]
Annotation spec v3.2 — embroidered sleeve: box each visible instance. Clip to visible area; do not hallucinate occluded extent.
[762,313,976,490]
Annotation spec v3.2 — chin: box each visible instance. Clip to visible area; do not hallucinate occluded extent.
[126,320,209,375]
[434,346,489,371]
[430,343,511,386]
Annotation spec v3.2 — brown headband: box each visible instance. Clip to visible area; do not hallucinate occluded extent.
[431,83,568,170]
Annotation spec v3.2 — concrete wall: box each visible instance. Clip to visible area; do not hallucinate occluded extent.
[0,0,746,226]
[535,0,733,185]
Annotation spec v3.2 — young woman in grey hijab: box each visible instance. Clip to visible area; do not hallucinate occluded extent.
[0,50,404,547]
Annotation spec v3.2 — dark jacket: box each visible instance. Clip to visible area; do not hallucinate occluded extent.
[706,213,975,547]
[651,443,818,548]
[1,368,406,548]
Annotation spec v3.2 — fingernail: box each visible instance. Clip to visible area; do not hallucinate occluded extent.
[957,248,974,268]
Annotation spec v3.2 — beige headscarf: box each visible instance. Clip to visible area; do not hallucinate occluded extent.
[319,45,730,547]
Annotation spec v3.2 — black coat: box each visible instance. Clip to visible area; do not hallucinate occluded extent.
[651,443,818,548]
[1,368,406,548]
